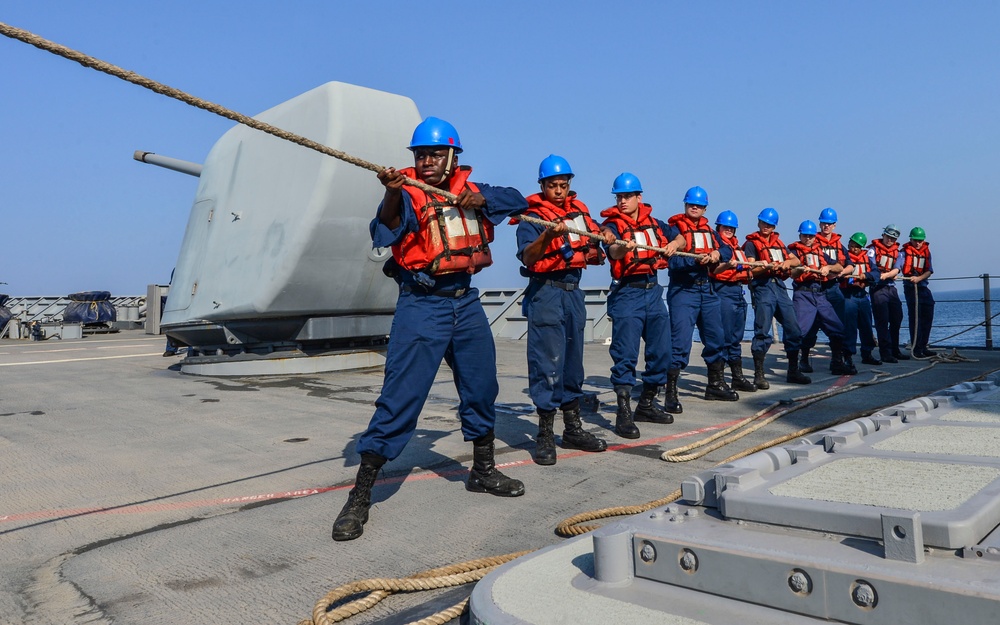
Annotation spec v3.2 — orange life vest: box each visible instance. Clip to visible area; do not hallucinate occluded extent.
[712,231,751,284]
[519,193,603,274]
[869,238,899,272]
[666,214,717,255]
[600,204,668,280]
[901,241,932,277]
[841,248,872,289]
[788,240,826,284]
[816,232,843,265]
[392,166,493,276]
[744,231,792,279]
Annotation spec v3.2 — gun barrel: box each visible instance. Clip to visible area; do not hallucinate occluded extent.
[133,151,203,177]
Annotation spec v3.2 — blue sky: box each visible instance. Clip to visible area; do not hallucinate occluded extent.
[2,2,997,295]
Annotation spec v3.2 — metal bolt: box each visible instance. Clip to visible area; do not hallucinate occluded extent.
[679,549,698,572]
[639,544,656,563]
[685,509,699,517]
[852,582,876,608]
[788,571,811,595]
[666,505,680,514]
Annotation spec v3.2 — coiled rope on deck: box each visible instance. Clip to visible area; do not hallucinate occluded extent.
[297,550,532,625]
[661,350,978,463]
[556,354,985,536]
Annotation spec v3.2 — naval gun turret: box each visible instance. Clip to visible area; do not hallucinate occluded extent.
[143,82,421,375]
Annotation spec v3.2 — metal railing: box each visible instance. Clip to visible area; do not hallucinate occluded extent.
[2,295,146,324]
[2,273,996,348]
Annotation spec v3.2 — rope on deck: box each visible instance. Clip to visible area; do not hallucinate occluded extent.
[660,350,979,463]
[297,550,532,625]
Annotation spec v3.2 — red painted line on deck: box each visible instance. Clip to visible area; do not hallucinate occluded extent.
[2,381,848,525]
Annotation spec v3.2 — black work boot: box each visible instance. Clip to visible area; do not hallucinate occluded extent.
[533,409,557,466]
[705,360,739,401]
[664,368,683,413]
[561,401,608,452]
[466,431,525,497]
[861,351,882,365]
[614,385,641,439]
[634,383,674,424]
[728,359,757,392]
[829,338,855,375]
[842,353,858,375]
[752,352,770,390]
[785,350,812,384]
[332,452,386,541]
[799,348,814,373]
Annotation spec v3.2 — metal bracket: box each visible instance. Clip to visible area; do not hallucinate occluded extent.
[882,512,925,563]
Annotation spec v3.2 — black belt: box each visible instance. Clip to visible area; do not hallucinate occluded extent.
[794,283,823,292]
[619,276,658,289]
[401,285,469,298]
[623,280,657,289]
[532,278,578,291]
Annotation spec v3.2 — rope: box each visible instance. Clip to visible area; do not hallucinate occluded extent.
[555,490,682,537]
[661,350,983,463]
[0,21,449,202]
[297,551,532,625]
[517,214,730,261]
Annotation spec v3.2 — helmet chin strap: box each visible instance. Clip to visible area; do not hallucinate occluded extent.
[441,147,455,181]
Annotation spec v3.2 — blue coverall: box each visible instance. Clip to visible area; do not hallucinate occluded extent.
[841,255,880,357]
[743,240,802,355]
[898,249,935,353]
[602,223,672,388]
[713,281,749,362]
[788,246,846,345]
[357,184,526,461]
[802,240,849,350]
[516,219,587,412]
[664,224,733,370]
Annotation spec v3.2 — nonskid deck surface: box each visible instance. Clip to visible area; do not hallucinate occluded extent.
[1,330,997,625]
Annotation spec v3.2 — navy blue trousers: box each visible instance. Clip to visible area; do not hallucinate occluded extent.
[802,283,846,349]
[749,279,802,354]
[842,289,877,356]
[713,281,748,362]
[523,281,586,411]
[870,284,904,357]
[666,280,727,370]
[904,282,935,352]
[357,288,498,461]
[793,285,845,342]
[607,283,672,387]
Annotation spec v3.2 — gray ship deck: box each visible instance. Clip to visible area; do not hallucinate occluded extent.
[2,330,998,624]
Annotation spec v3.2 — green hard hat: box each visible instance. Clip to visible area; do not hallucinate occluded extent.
[909,226,926,241]
[850,232,868,247]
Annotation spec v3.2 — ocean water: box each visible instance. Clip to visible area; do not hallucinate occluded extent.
[738,285,1000,350]
[923,287,1000,349]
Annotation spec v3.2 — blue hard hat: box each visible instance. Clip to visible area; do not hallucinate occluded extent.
[715,210,739,228]
[683,186,709,206]
[757,208,779,226]
[611,172,643,194]
[819,207,838,224]
[408,117,463,153]
[538,154,574,182]
[799,220,818,235]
